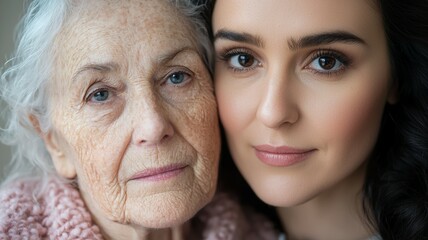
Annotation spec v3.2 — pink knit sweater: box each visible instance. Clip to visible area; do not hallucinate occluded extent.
[0,177,279,239]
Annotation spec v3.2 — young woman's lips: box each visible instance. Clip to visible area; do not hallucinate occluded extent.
[254,145,316,167]
[130,164,188,182]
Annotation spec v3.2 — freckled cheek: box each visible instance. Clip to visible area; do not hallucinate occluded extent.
[70,128,127,215]
[60,115,128,183]
[177,92,220,166]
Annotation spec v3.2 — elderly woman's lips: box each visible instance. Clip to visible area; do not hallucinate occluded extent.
[130,164,188,181]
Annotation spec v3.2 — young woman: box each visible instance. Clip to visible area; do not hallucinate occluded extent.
[0,0,279,239]
[212,0,428,239]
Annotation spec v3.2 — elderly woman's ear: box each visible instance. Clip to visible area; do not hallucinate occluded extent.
[29,114,76,179]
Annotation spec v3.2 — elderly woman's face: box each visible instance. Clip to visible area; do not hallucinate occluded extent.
[45,0,220,228]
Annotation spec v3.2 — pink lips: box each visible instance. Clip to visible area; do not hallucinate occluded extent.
[130,164,188,182]
[254,145,315,167]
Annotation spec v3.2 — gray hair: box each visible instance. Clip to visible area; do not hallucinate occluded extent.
[0,0,213,188]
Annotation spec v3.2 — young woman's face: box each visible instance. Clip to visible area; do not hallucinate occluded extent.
[213,0,396,206]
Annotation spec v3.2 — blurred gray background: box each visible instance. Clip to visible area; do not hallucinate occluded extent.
[0,0,26,181]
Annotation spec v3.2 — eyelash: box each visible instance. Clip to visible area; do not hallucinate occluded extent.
[162,68,193,87]
[84,79,115,104]
[305,49,351,76]
[218,48,261,73]
[218,48,352,76]
[86,87,109,103]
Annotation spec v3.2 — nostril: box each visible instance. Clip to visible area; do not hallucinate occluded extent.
[161,134,170,141]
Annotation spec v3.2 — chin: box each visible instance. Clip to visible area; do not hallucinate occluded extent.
[127,193,211,229]
[251,181,312,208]
[133,205,200,229]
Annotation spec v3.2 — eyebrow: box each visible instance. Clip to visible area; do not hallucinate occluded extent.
[288,31,366,50]
[72,62,118,82]
[214,29,365,50]
[214,29,264,48]
[156,46,197,65]
[72,47,196,82]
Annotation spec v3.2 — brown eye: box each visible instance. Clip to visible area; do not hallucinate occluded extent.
[306,50,349,75]
[318,56,336,70]
[227,51,260,71]
[237,54,255,67]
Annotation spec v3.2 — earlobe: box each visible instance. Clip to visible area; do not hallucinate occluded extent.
[43,131,77,179]
[29,115,77,179]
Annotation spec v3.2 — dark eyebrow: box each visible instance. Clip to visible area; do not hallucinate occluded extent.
[214,29,264,48]
[214,29,365,51]
[288,31,366,50]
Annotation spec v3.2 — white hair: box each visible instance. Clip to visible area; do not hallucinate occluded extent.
[0,0,214,190]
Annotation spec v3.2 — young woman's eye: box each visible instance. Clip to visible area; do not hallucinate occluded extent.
[306,51,350,74]
[219,49,261,72]
[230,53,258,69]
[166,71,191,85]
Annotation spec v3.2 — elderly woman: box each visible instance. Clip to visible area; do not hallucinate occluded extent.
[0,0,279,239]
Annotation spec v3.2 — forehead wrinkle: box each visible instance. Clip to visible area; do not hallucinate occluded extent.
[72,62,119,82]
[156,47,199,66]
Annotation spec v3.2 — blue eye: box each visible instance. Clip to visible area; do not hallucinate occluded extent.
[90,89,109,102]
[167,71,190,85]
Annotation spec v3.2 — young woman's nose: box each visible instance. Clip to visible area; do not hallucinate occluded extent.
[256,70,299,128]
[132,96,174,146]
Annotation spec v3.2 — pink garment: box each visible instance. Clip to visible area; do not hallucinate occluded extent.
[0,177,279,239]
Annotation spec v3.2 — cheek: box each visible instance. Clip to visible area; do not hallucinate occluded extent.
[56,112,130,218]
[65,116,129,179]
[313,81,388,158]
[173,84,221,184]
[215,76,257,136]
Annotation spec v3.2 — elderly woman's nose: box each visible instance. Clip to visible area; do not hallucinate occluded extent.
[132,99,175,146]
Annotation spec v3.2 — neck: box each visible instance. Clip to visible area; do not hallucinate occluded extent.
[101,224,190,240]
[78,185,191,240]
[277,164,376,240]
[92,209,191,240]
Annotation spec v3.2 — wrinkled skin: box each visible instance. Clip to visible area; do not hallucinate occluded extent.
[43,0,220,238]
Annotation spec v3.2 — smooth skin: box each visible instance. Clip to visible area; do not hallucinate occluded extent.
[213,0,396,239]
[41,0,220,239]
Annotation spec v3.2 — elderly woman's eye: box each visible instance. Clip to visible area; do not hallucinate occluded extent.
[166,71,191,85]
[88,89,110,102]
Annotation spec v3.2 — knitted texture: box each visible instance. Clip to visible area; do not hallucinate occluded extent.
[0,177,279,239]
[198,193,279,240]
[0,179,103,240]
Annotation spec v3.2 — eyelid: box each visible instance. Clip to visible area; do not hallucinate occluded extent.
[161,66,194,86]
[84,79,118,104]
[217,47,262,72]
[303,49,351,75]
[218,47,258,62]
[86,87,113,103]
